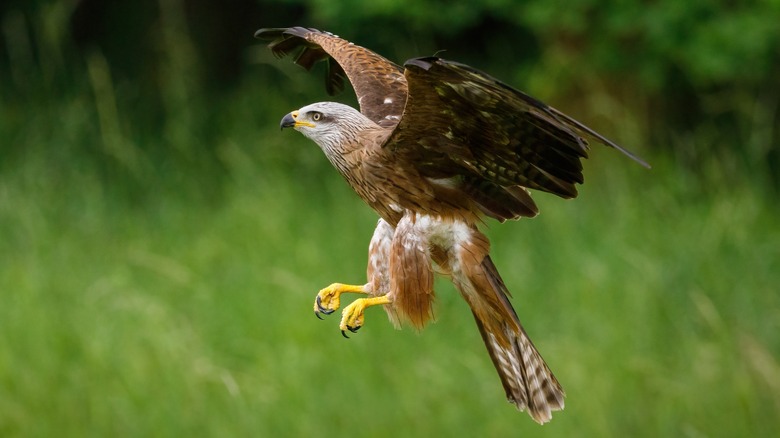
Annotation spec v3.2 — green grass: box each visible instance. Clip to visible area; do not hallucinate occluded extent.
[2,4,778,434]
[1,127,779,437]
[1,27,778,434]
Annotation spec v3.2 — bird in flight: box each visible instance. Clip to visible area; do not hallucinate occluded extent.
[255,26,648,424]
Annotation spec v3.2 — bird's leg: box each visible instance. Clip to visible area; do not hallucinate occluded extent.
[316,219,395,334]
[314,283,368,319]
[339,295,392,338]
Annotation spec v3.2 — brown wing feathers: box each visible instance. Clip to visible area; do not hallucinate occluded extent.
[255,27,407,127]
[462,177,539,221]
[395,57,648,206]
[396,57,598,200]
[257,27,347,95]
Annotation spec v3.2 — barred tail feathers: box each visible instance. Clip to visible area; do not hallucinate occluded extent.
[455,235,564,424]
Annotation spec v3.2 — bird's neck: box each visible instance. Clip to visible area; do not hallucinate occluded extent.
[319,124,388,174]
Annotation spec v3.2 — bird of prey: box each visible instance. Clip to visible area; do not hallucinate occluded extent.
[255,26,648,424]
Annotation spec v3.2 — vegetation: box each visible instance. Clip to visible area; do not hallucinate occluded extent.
[1,1,778,436]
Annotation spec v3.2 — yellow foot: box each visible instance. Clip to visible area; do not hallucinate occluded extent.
[314,283,367,319]
[339,295,392,338]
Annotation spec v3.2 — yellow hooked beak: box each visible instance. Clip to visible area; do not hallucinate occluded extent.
[280,111,315,130]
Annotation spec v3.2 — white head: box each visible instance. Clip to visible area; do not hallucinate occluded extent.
[279,102,379,153]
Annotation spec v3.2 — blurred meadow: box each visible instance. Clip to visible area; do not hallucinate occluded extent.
[1,0,779,436]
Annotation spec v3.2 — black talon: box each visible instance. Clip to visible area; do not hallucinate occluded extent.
[347,325,361,333]
[341,330,350,339]
[315,295,334,316]
[315,311,324,320]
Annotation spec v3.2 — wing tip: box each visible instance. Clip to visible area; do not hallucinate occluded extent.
[546,107,652,169]
[593,135,651,169]
[623,150,652,169]
[254,27,280,40]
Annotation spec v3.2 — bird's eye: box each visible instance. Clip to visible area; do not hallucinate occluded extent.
[312,112,322,121]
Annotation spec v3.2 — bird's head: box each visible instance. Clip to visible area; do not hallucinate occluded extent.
[280,102,377,152]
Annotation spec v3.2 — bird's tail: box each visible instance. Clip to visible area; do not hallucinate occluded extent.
[454,242,565,423]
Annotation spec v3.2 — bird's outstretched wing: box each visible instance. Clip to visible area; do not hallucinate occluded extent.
[255,27,407,128]
[385,57,649,209]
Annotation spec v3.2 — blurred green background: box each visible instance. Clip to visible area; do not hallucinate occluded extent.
[1,0,779,436]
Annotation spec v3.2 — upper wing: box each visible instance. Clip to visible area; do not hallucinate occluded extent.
[255,27,407,128]
[385,57,649,204]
